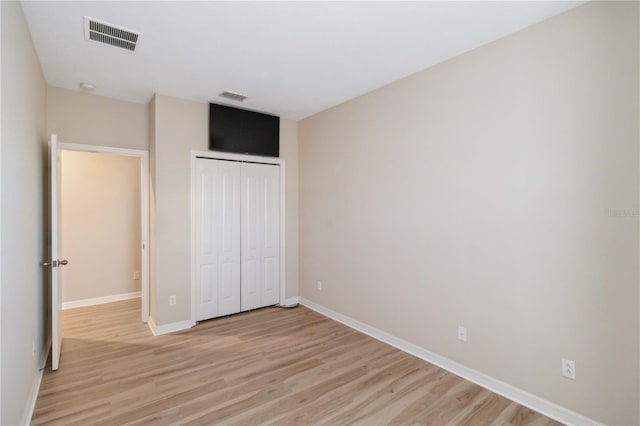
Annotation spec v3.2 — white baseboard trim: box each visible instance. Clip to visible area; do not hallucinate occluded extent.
[148,316,156,335]
[147,316,193,336]
[282,296,299,307]
[21,338,51,426]
[62,291,141,310]
[299,297,599,426]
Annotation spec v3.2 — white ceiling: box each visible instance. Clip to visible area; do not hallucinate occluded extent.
[22,1,583,120]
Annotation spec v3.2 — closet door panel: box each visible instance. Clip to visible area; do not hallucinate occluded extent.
[261,165,280,306]
[195,158,241,321]
[195,159,220,321]
[241,162,280,311]
[217,161,241,316]
[241,169,261,311]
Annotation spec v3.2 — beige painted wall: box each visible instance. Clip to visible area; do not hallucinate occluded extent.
[47,86,148,150]
[0,2,48,424]
[61,151,141,303]
[281,120,299,303]
[299,2,639,424]
[150,95,207,325]
[150,94,299,325]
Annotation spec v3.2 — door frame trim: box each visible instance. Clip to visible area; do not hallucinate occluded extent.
[190,150,286,327]
[57,142,151,323]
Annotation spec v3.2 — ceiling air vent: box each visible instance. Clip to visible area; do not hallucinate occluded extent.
[84,17,141,52]
[219,91,248,102]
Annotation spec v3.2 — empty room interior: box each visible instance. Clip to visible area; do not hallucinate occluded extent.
[1,1,639,425]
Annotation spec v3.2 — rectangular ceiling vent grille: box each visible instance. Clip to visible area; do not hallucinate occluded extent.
[219,91,248,102]
[84,17,141,52]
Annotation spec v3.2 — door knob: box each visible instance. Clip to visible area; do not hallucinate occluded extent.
[42,259,68,267]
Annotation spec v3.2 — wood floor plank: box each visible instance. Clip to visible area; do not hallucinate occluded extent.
[31,299,562,425]
[448,392,513,426]
[313,362,437,425]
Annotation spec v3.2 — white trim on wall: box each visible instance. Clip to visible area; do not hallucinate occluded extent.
[189,150,286,327]
[0,4,3,421]
[283,297,299,307]
[299,298,600,426]
[147,317,193,336]
[61,292,141,310]
[57,142,150,323]
[20,338,50,426]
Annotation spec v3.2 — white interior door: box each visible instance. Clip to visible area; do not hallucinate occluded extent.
[49,135,67,370]
[241,163,280,311]
[194,158,241,321]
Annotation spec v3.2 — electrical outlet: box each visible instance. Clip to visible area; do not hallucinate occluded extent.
[133,271,140,280]
[457,325,467,342]
[169,294,177,306]
[317,281,322,291]
[562,358,576,380]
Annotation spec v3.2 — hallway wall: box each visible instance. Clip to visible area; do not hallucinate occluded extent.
[61,151,141,303]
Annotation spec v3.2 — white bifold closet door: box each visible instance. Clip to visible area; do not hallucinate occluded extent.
[194,158,241,321]
[195,158,280,322]
[241,162,280,312]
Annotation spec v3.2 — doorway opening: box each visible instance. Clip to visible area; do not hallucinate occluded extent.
[57,143,150,325]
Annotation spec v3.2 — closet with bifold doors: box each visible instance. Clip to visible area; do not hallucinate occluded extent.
[193,157,280,322]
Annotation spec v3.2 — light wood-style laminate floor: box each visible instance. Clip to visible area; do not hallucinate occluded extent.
[32,299,560,425]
